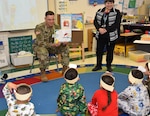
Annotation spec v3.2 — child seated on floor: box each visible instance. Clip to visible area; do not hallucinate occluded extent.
[118,69,150,116]
[140,62,150,97]
[57,67,87,116]
[88,72,118,116]
[2,82,39,116]
[137,62,150,97]
[144,62,150,78]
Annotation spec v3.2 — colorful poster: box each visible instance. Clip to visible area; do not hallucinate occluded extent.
[54,29,72,43]
[60,14,72,29]
[128,0,136,8]
[72,14,83,30]
[89,0,104,4]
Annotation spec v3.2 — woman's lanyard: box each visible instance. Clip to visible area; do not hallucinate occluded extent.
[103,13,111,45]
[102,13,108,28]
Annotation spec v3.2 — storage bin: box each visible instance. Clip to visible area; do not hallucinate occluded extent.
[128,50,150,62]
[114,44,136,56]
[10,53,33,66]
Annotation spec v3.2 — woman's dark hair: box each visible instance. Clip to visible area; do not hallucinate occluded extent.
[104,0,114,3]
[45,11,54,16]
[101,75,114,111]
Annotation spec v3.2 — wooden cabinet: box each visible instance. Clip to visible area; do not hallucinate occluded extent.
[88,28,95,51]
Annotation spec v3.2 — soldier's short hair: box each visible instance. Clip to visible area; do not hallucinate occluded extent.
[45,11,55,16]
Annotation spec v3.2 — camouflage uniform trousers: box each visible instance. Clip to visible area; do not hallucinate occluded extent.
[34,44,69,70]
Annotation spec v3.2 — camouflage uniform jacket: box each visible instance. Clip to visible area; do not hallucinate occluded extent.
[34,22,60,49]
[57,82,87,116]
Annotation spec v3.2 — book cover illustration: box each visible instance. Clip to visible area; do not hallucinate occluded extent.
[54,29,72,43]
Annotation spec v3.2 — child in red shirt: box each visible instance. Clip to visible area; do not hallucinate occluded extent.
[88,72,118,116]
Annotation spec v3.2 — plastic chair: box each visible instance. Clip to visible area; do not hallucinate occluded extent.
[29,39,59,73]
[30,53,59,73]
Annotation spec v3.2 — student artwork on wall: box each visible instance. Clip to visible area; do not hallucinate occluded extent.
[60,13,83,30]
[72,14,83,30]
[60,14,72,29]
[119,0,144,15]
[128,0,136,8]
[89,0,104,5]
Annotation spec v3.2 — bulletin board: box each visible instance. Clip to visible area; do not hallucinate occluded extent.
[8,35,32,54]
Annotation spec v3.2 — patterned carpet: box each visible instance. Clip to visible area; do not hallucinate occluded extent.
[0,64,136,116]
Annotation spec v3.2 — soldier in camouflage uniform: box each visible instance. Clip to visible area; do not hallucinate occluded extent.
[33,11,69,82]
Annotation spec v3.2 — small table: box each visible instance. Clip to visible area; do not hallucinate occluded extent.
[120,32,141,57]
[123,24,150,33]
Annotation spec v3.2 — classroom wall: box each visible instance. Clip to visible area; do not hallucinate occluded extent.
[0,30,35,64]
[0,0,149,65]
[138,0,150,15]
[55,0,104,22]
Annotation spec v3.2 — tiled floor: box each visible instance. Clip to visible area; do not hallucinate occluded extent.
[1,51,147,80]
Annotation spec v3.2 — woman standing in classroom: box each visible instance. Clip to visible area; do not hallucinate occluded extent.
[92,0,121,72]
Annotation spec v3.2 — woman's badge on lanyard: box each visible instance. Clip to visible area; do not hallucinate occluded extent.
[102,13,108,28]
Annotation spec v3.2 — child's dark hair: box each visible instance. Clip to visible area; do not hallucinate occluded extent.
[101,75,114,111]
[65,68,78,80]
[16,85,31,95]
[132,69,143,79]
[15,84,32,101]
[45,11,54,16]
[104,0,114,3]
[146,62,150,71]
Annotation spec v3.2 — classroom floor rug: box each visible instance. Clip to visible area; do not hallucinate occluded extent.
[0,64,136,115]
